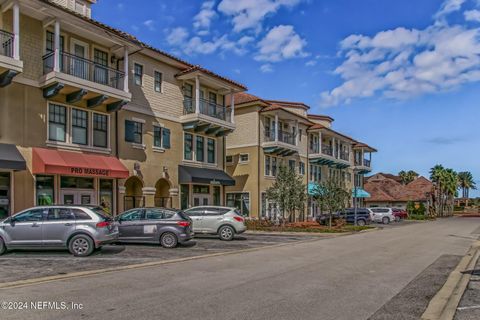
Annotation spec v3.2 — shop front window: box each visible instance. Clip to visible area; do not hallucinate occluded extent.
[99,179,113,215]
[36,175,55,206]
[213,186,221,206]
[0,173,11,218]
[180,184,189,210]
[226,193,250,217]
[60,177,94,189]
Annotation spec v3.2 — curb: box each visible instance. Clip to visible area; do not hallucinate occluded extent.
[0,237,324,290]
[245,227,379,237]
[422,240,480,320]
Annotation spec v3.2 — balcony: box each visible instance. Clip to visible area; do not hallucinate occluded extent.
[0,30,23,87]
[40,51,131,111]
[262,129,298,156]
[181,98,235,137]
[309,144,350,169]
[354,158,372,174]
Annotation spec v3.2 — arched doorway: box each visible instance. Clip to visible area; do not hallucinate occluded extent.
[124,176,144,210]
[155,178,172,208]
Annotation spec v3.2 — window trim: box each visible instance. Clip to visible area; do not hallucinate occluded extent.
[133,62,144,86]
[239,153,250,164]
[154,70,163,93]
[225,155,233,165]
[225,191,251,216]
[125,119,144,145]
[183,133,217,166]
[47,102,110,152]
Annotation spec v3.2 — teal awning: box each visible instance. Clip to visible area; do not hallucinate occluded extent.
[352,187,370,198]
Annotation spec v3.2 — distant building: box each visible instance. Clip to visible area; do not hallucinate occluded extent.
[364,173,433,209]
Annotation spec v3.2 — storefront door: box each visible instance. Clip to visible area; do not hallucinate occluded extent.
[193,194,210,206]
[0,172,11,219]
[60,190,96,205]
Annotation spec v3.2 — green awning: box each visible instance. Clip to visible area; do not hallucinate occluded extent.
[352,187,370,198]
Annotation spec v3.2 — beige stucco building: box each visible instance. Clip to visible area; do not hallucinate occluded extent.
[225,93,377,219]
[0,0,245,218]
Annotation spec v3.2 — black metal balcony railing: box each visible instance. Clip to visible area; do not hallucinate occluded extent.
[355,159,371,167]
[43,51,126,90]
[340,151,350,161]
[183,97,232,122]
[0,30,14,58]
[364,159,371,167]
[264,129,296,145]
[322,145,333,156]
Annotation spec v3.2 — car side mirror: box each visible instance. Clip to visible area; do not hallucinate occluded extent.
[116,217,122,224]
[9,218,15,226]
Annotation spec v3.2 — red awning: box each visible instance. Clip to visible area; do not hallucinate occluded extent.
[32,148,129,179]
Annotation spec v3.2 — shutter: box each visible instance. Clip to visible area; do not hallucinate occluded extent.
[162,128,171,149]
[125,120,134,142]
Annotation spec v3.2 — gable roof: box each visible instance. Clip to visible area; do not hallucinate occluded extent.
[364,175,433,203]
[266,100,310,110]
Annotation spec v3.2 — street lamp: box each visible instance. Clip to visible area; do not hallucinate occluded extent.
[353,168,361,227]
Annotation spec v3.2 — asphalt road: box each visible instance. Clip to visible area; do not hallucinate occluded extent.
[1,218,479,320]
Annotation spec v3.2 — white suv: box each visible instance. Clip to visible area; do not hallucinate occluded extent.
[368,208,395,224]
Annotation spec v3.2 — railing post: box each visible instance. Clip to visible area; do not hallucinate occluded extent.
[361,149,364,166]
[318,132,322,154]
[230,90,235,124]
[195,75,200,114]
[274,113,279,142]
[295,120,299,146]
[12,2,20,60]
[123,46,129,92]
[54,20,61,72]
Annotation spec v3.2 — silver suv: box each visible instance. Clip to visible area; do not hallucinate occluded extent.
[183,206,247,241]
[0,206,118,257]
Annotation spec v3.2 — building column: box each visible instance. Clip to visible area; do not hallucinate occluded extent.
[123,46,129,93]
[318,132,322,154]
[118,186,126,214]
[195,75,200,114]
[142,187,156,207]
[53,20,61,72]
[230,89,235,123]
[361,149,365,166]
[12,2,20,60]
[332,137,336,157]
[295,120,299,146]
[274,113,279,142]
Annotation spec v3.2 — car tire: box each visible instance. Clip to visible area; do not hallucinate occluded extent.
[382,217,390,224]
[160,232,178,248]
[0,237,6,255]
[68,234,94,257]
[357,219,366,227]
[219,225,235,241]
[395,216,401,222]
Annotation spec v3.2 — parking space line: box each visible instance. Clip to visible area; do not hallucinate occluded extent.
[0,237,324,290]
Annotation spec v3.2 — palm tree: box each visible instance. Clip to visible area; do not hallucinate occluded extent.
[430,165,445,216]
[399,170,419,185]
[457,172,477,206]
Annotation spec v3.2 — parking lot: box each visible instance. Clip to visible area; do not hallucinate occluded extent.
[0,233,327,284]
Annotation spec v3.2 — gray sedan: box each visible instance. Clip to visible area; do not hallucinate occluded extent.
[115,208,194,248]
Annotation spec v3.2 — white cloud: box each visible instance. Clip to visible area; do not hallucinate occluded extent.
[166,27,189,46]
[305,60,317,67]
[321,20,480,106]
[434,0,466,20]
[260,64,274,73]
[218,0,302,33]
[465,9,480,22]
[143,19,156,31]
[193,1,218,34]
[255,25,308,62]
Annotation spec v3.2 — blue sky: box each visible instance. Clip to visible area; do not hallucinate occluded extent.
[94,0,480,195]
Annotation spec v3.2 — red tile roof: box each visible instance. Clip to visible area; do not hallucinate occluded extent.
[364,175,433,203]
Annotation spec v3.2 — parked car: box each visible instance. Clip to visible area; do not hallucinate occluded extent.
[115,208,193,248]
[183,206,246,241]
[369,207,396,224]
[0,206,118,257]
[392,208,408,222]
[316,208,372,226]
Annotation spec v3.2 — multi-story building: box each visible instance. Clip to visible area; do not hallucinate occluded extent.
[225,93,376,219]
[0,0,245,218]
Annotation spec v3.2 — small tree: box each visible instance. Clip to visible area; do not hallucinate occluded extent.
[265,166,306,223]
[311,178,350,228]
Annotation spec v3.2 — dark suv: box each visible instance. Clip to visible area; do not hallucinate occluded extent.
[316,208,372,226]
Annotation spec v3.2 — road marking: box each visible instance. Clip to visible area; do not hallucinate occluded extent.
[457,305,480,311]
[0,237,327,290]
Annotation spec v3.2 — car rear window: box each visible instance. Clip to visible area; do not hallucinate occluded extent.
[176,211,190,220]
[72,209,92,220]
[90,207,112,221]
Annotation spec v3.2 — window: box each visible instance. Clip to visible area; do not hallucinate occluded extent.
[207,138,215,164]
[299,162,305,175]
[239,153,249,163]
[184,83,193,98]
[226,193,250,216]
[134,63,143,86]
[94,48,109,85]
[196,136,204,162]
[226,155,233,164]
[36,175,55,206]
[180,185,189,210]
[272,157,277,176]
[72,209,92,220]
[145,208,164,220]
[120,209,144,221]
[184,133,193,160]
[154,71,163,92]
[299,129,302,141]
[153,126,162,148]
[125,120,143,144]
[72,108,88,145]
[310,165,321,182]
[13,209,45,222]
[61,177,94,189]
[47,208,75,221]
[99,179,113,214]
[49,104,66,142]
[213,186,221,206]
[193,185,210,194]
[265,155,271,176]
[93,113,108,148]
[289,160,296,171]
